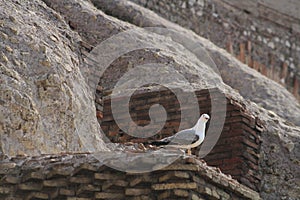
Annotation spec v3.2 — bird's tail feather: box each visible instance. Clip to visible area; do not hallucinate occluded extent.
[146,140,170,146]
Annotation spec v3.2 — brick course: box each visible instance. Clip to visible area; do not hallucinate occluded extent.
[98,87,263,191]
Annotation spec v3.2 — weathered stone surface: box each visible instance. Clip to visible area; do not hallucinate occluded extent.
[95,192,125,199]
[59,188,75,196]
[68,197,91,200]
[43,179,68,187]
[0,186,13,194]
[158,171,190,182]
[18,182,43,191]
[159,164,200,171]
[69,176,92,184]
[27,192,49,199]
[0,0,299,199]
[87,1,300,199]
[174,189,189,197]
[152,182,197,190]
[22,171,44,182]
[77,184,101,194]
[2,175,19,184]
[0,162,16,174]
[94,173,123,180]
[0,0,108,156]
[125,188,151,196]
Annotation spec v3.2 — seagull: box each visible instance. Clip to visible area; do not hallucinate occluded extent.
[150,114,210,155]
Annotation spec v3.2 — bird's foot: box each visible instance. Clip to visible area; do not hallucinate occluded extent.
[179,149,188,158]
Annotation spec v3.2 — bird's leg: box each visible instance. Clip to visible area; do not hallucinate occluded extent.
[180,149,186,155]
[187,149,192,156]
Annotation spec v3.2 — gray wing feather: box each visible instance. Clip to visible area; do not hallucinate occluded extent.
[162,129,196,145]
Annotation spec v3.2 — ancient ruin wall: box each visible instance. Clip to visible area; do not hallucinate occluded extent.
[0,154,260,200]
[130,0,300,100]
[98,88,264,191]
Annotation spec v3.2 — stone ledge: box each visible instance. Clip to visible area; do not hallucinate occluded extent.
[0,153,260,199]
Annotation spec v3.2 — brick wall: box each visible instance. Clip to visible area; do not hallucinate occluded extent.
[97,87,264,191]
[0,154,261,199]
[130,0,300,100]
[227,40,299,99]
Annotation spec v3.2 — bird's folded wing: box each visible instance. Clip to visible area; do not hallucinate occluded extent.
[150,129,197,146]
[170,129,198,145]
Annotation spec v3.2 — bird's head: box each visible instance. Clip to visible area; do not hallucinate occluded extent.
[200,114,210,123]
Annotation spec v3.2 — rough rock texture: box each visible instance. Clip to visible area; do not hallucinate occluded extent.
[0,0,299,199]
[71,0,300,199]
[0,0,108,156]
[42,0,226,95]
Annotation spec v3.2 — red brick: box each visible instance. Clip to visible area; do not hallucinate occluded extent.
[164,121,180,128]
[132,104,152,111]
[293,77,299,97]
[255,123,264,132]
[165,114,181,121]
[242,139,259,150]
[216,136,244,146]
[245,147,259,158]
[96,111,103,119]
[281,62,288,80]
[108,124,119,131]
[245,169,261,181]
[222,157,243,165]
[100,125,109,133]
[195,89,209,95]
[222,128,245,138]
[206,159,223,166]
[102,115,114,122]
[226,104,240,112]
[103,98,111,104]
[239,43,246,63]
[233,124,258,138]
[240,177,256,191]
[197,95,209,101]
[131,138,148,143]
[242,152,258,165]
[223,168,242,177]
[220,162,242,172]
[204,152,232,161]
[226,40,234,54]
[213,139,243,150]
[225,116,243,124]
[208,146,231,154]
[108,130,119,137]
[230,150,244,157]
[230,110,242,117]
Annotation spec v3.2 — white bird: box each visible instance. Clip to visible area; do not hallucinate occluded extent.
[150,114,210,155]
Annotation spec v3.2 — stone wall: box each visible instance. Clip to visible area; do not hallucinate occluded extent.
[130,0,300,100]
[0,154,260,200]
[98,87,264,191]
